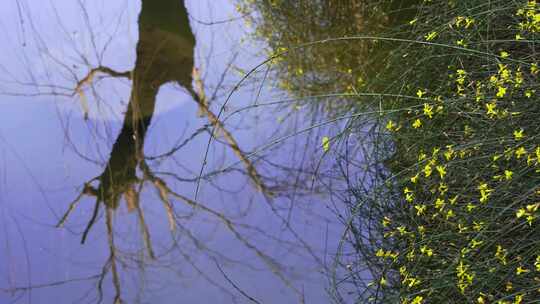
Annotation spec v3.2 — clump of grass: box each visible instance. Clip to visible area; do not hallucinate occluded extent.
[339,0,540,303]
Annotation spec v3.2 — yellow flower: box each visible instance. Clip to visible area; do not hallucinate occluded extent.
[516,208,527,218]
[527,203,540,212]
[425,31,438,41]
[423,103,434,118]
[420,245,433,257]
[470,239,483,248]
[415,204,426,216]
[500,51,510,58]
[322,136,330,152]
[386,120,396,131]
[422,163,432,177]
[532,63,538,75]
[436,165,447,178]
[410,173,419,183]
[506,281,513,291]
[504,170,513,180]
[516,266,530,275]
[412,119,422,129]
[464,17,475,28]
[435,198,445,210]
[416,89,426,98]
[495,245,508,265]
[514,129,525,140]
[515,147,527,158]
[496,86,507,98]
[411,295,424,304]
[485,102,497,117]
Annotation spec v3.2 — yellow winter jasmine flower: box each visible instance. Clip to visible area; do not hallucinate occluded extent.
[516,266,530,275]
[410,173,419,183]
[416,89,426,98]
[500,51,510,58]
[455,16,466,26]
[503,170,513,180]
[411,295,424,304]
[515,34,524,40]
[425,31,437,41]
[418,152,427,161]
[423,103,434,118]
[532,63,538,75]
[486,101,497,117]
[380,277,387,286]
[527,154,536,166]
[322,136,330,152]
[423,164,432,177]
[406,193,414,202]
[515,147,527,158]
[516,208,527,218]
[465,17,475,28]
[444,146,454,160]
[515,294,524,304]
[478,183,493,203]
[415,204,426,216]
[418,225,425,236]
[436,165,447,178]
[535,255,540,271]
[439,182,448,194]
[495,245,508,265]
[420,245,433,257]
[473,221,485,231]
[409,18,418,25]
[466,203,477,212]
[527,214,535,226]
[496,86,507,98]
[382,216,391,227]
[386,120,396,131]
[514,129,525,140]
[412,119,422,129]
[527,203,540,212]
[470,239,483,248]
[435,198,445,210]
[397,226,407,235]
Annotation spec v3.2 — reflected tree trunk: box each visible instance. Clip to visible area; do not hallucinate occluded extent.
[57,1,271,302]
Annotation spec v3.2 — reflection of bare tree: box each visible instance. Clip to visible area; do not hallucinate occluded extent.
[51,1,292,303]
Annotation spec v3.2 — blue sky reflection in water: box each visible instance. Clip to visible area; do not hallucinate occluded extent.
[0,1,355,303]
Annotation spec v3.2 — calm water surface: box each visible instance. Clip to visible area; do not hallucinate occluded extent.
[0,1,354,303]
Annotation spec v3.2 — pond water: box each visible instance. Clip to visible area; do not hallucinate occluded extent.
[0,1,365,303]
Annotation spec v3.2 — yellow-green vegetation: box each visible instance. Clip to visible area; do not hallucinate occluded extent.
[369,0,540,303]
[239,0,539,302]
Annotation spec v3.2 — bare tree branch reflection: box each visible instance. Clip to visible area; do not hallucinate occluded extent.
[49,0,309,302]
